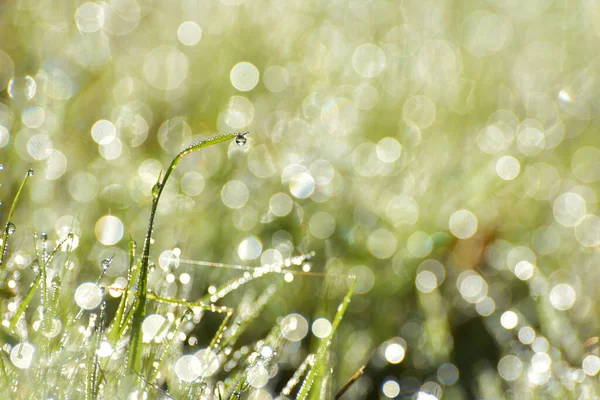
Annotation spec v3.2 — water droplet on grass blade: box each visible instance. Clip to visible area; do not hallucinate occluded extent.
[101,258,111,271]
[7,222,16,235]
[152,182,161,198]
[27,168,34,177]
[10,342,35,369]
[235,132,248,146]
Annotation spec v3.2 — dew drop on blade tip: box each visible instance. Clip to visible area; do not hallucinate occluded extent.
[27,168,34,177]
[235,132,248,146]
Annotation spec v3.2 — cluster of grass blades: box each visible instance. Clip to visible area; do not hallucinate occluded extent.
[0,132,357,399]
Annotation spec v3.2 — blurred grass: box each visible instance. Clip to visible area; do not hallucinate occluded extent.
[1,0,600,399]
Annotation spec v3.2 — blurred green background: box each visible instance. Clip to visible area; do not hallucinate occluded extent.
[1,0,600,398]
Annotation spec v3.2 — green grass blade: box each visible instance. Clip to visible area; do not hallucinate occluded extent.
[128,131,248,374]
[0,168,33,271]
[297,277,356,400]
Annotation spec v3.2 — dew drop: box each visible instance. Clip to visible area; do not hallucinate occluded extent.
[51,276,61,288]
[10,342,35,369]
[7,222,16,235]
[152,182,161,198]
[100,258,111,271]
[235,132,248,146]
[41,232,48,241]
[8,76,36,101]
[27,168,34,177]
[0,164,4,171]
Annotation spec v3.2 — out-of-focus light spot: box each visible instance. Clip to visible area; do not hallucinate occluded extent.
[403,95,436,129]
[230,62,259,91]
[387,194,419,226]
[549,283,576,310]
[8,75,36,101]
[348,265,375,294]
[309,212,336,239]
[281,313,308,342]
[91,119,116,145]
[500,311,518,329]
[531,352,551,373]
[158,117,191,154]
[571,146,600,183]
[27,134,53,160]
[514,261,534,280]
[270,193,293,217]
[233,206,258,231]
[221,180,249,209]
[96,341,113,357]
[99,137,122,160]
[177,21,202,46]
[175,355,201,382]
[382,380,400,398]
[247,365,269,388]
[353,83,379,110]
[284,272,293,283]
[194,348,219,377]
[21,106,45,128]
[311,318,332,339]
[583,355,600,376]
[506,246,536,273]
[0,50,14,91]
[94,215,124,245]
[416,271,438,293]
[142,314,167,343]
[143,46,188,90]
[449,209,478,239]
[517,125,545,156]
[69,172,99,202]
[352,43,386,78]
[238,236,262,260]
[553,192,586,227]
[498,355,523,381]
[0,125,9,148]
[220,95,254,129]
[496,155,520,180]
[418,259,446,287]
[532,337,549,353]
[458,271,488,303]
[74,282,103,310]
[368,228,397,259]
[477,124,508,154]
[179,273,191,284]
[574,215,600,247]
[461,10,512,57]
[518,326,536,344]
[437,363,459,385]
[376,137,402,163]
[75,2,105,33]
[531,225,560,255]
[158,249,180,271]
[10,343,35,369]
[384,342,406,364]
[407,231,433,258]
[181,171,205,196]
[289,172,315,199]
[263,66,289,93]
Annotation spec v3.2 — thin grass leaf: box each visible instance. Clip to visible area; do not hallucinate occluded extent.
[297,277,356,400]
[128,131,248,374]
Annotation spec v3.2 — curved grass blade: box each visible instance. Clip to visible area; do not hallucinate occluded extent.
[128,131,248,374]
[0,168,33,272]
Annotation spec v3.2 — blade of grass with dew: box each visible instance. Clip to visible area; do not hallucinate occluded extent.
[128,131,248,374]
[0,168,33,272]
[296,277,356,400]
[107,237,137,344]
